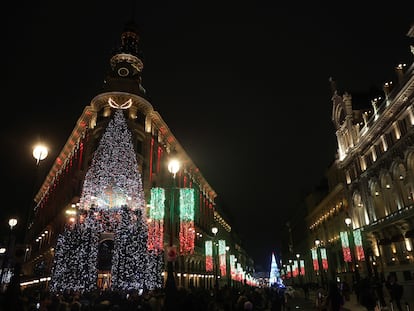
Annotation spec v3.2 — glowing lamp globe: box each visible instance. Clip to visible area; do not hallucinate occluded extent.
[8,218,17,229]
[168,159,180,176]
[33,145,48,164]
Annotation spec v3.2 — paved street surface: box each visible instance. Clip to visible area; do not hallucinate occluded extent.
[282,288,368,311]
[261,283,414,311]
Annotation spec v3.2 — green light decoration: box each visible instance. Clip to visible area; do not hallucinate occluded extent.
[311,248,319,271]
[206,240,213,256]
[320,247,328,270]
[219,240,226,276]
[340,231,352,262]
[300,259,305,276]
[149,187,165,220]
[218,240,226,255]
[179,188,195,254]
[179,188,195,221]
[148,187,165,253]
[230,254,236,280]
[353,228,366,261]
[205,241,213,272]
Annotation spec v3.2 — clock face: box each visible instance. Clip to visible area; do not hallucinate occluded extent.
[117,67,130,77]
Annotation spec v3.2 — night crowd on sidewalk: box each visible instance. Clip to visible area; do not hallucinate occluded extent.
[0,283,294,311]
[0,272,409,311]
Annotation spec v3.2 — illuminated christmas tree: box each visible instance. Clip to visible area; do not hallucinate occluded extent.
[50,108,163,292]
[269,252,283,287]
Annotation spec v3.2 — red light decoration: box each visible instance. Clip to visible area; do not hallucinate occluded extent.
[179,189,195,255]
[147,188,165,253]
[179,221,195,254]
[205,241,213,272]
[311,249,319,271]
[320,248,328,270]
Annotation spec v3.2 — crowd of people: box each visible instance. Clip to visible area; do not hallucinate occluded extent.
[0,283,297,311]
[314,273,406,311]
[0,273,409,311]
[357,274,405,311]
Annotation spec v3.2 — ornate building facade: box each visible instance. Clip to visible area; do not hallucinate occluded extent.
[307,23,414,288]
[22,21,255,290]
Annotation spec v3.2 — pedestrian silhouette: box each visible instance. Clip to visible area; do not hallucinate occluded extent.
[324,281,344,311]
[386,274,403,311]
[359,277,377,311]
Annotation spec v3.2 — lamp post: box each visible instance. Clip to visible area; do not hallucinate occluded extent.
[288,259,294,285]
[25,144,49,243]
[164,150,180,310]
[211,226,219,290]
[314,238,326,288]
[296,253,302,284]
[344,214,360,283]
[0,218,18,292]
[226,246,231,287]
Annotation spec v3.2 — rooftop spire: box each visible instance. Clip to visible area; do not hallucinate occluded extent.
[117,20,143,59]
[103,19,146,96]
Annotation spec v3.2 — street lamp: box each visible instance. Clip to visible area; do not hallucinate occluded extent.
[25,143,49,241]
[8,219,17,230]
[314,238,326,288]
[226,246,231,287]
[164,150,180,310]
[344,214,360,283]
[211,226,219,290]
[288,259,294,284]
[33,144,48,166]
[0,218,18,292]
[296,253,302,284]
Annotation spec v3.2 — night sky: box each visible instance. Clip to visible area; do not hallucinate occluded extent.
[1,1,413,270]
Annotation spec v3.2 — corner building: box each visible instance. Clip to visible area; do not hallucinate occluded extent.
[23,22,255,290]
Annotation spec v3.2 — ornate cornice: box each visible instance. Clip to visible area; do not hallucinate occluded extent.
[339,75,414,169]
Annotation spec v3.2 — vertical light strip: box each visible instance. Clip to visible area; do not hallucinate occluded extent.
[205,241,213,272]
[311,248,319,271]
[320,248,328,270]
[300,259,305,276]
[219,240,226,276]
[230,255,236,280]
[147,187,165,252]
[340,231,352,262]
[179,188,195,254]
[353,229,365,261]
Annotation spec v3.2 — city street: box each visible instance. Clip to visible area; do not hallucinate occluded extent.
[283,290,368,311]
[285,295,316,310]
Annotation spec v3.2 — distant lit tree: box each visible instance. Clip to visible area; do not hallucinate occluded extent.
[269,252,283,287]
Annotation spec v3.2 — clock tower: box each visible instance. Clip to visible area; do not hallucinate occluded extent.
[103,21,146,96]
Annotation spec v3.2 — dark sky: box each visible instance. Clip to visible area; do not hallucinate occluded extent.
[1,1,413,270]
